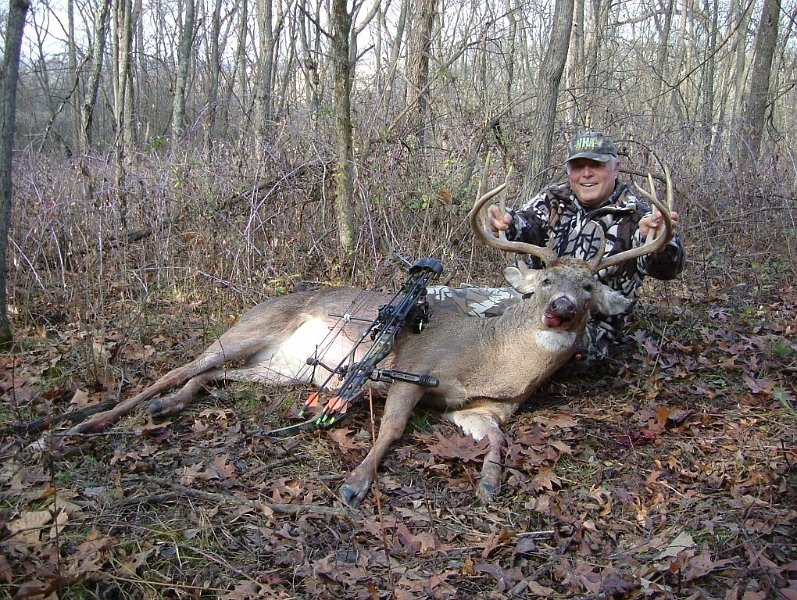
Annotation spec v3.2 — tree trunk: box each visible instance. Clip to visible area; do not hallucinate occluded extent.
[67,0,82,144]
[406,0,437,149]
[740,0,781,166]
[298,0,322,127]
[255,0,276,150]
[113,0,134,228]
[700,0,719,160]
[504,0,519,104]
[583,0,611,123]
[229,0,249,148]
[379,0,408,121]
[331,0,355,255]
[524,0,574,188]
[360,0,409,161]
[651,0,675,126]
[173,0,196,140]
[80,0,111,153]
[205,0,222,157]
[729,0,752,140]
[566,0,584,122]
[0,0,31,345]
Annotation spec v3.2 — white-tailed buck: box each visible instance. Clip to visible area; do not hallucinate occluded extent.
[68,172,673,506]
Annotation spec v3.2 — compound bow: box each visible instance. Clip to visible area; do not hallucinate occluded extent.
[265,254,443,436]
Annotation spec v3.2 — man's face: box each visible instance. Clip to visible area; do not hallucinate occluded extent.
[567,157,619,207]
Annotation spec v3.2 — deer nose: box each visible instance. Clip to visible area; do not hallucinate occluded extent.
[548,295,577,318]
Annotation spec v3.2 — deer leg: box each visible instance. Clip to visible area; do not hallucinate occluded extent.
[149,369,226,415]
[66,334,276,434]
[150,361,317,416]
[339,383,423,507]
[444,409,506,503]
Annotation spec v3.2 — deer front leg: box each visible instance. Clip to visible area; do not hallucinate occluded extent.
[444,408,507,503]
[339,383,423,507]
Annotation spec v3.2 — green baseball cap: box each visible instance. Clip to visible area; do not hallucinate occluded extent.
[566,131,618,163]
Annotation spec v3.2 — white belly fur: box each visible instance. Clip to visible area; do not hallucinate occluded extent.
[248,317,351,385]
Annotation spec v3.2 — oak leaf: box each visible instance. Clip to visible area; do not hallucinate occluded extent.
[531,468,561,491]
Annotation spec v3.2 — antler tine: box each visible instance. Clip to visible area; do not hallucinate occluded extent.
[497,167,513,241]
[469,178,559,265]
[477,151,492,199]
[662,165,675,243]
[591,167,674,274]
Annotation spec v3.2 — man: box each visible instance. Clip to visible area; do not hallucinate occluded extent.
[428,131,685,362]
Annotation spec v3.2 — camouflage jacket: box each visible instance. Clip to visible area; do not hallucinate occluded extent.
[506,181,685,303]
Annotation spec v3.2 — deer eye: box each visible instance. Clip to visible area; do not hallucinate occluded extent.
[583,283,593,292]
[541,278,551,286]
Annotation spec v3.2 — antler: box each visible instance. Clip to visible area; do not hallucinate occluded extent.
[590,166,674,274]
[470,167,674,273]
[469,180,559,266]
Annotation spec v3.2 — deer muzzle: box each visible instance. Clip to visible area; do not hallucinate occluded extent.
[542,295,578,328]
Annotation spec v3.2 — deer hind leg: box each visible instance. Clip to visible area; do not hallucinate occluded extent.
[149,368,227,415]
[444,408,506,503]
[66,328,285,434]
[339,383,424,507]
[150,361,316,416]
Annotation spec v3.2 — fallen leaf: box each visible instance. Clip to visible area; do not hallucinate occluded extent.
[655,405,674,429]
[657,531,695,560]
[548,439,573,455]
[0,553,12,584]
[524,580,556,595]
[779,585,797,600]
[424,430,488,462]
[69,388,93,407]
[210,455,236,480]
[178,463,203,486]
[475,561,523,591]
[121,342,155,360]
[599,568,639,595]
[682,550,736,582]
[328,427,367,453]
[531,468,561,491]
[743,375,775,396]
[481,528,516,559]
[119,548,153,577]
[7,510,51,546]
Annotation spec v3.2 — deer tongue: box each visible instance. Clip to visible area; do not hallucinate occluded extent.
[543,311,566,328]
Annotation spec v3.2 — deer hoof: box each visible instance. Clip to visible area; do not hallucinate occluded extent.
[339,473,373,507]
[149,395,186,416]
[477,480,499,504]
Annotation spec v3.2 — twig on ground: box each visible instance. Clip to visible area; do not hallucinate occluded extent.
[0,400,117,437]
[124,474,350,518]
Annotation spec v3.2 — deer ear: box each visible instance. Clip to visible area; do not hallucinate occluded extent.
[593,283,633,316]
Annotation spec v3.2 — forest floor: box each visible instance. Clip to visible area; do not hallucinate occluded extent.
[0,278,795,599]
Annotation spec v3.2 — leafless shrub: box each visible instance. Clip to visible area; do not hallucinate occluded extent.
[7,122,795,341]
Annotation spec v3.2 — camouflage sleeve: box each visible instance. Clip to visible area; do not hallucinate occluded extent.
[631,198,686,280]
[638,235,686,280]
[506,191,549,247]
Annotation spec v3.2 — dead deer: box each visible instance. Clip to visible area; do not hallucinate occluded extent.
[67,171,673,506]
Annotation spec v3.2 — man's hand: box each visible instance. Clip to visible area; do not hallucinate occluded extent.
[487,205,512,235]
[639,210,679,249]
